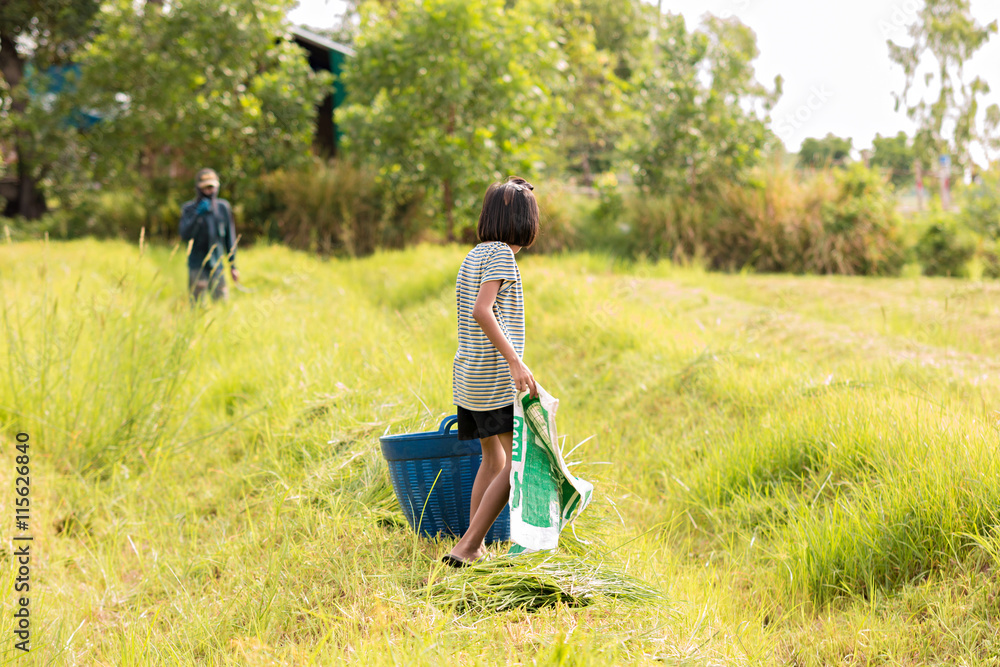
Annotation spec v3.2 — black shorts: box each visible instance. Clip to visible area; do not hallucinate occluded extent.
[456,404,514,441]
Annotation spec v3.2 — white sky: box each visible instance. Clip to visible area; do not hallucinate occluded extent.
[288,0,1000,156]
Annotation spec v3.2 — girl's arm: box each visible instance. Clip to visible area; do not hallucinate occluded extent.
[473,279,538,397]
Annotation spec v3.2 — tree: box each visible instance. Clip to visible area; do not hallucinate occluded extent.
[0,0,99,218]
[632,13,780,195]
[339,0,555,240]
[888,0,999,168]
[578,0,651,82]
[529,0,649,184]
[797,133,853,169]
[65,0,331,232]
[870,131,920,186]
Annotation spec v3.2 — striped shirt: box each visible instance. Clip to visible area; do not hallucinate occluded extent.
[453,242,525,411]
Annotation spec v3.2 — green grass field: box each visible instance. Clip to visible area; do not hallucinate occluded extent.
[3,239,1000,665]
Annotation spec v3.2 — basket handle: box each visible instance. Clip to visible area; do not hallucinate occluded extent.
[439,415,459,435]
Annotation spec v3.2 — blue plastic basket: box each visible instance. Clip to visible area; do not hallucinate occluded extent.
[379,415,510,544]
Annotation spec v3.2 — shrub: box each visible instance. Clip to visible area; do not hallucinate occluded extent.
[914,209,976,277]
[589,162,905,275]
[713,162,904,275]
[3,214,62,241]
[710,161,826,272]
[529,182,577,254]
[147,199,181,239]
[810,163,905,275]
[262,159,425,257]
[615,193,708,263]
[976,238,1000,279]
[957,167,1000,240]
[25,189,148,241]
[90,190,147,239]
[577,173,716,263]
[576,174,634,257]
[231,186,281,242]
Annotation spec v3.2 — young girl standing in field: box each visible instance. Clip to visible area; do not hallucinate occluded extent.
[443,176,539,567]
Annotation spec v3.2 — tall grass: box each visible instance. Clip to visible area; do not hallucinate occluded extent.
[0,240,203,476]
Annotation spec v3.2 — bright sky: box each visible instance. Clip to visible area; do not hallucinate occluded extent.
[287,0,1000,157]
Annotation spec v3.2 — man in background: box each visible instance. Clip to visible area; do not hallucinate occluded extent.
[179,168,239,302]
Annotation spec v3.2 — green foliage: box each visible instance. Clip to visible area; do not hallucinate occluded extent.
[631,13,780,195]
[66,0,331,226]
[339,0,555,240]
[575,0,651,81]
[914,208,976,277]
[529,0,646,184]
[79,189,148,239]
[575,161,904,275]
[7,188,150,240]
[2,0,331,228]
[888,0,999,168]
[0,0,101,217]
[797,133,853,169]
[524,181,595,254]
[262,158,424,256]
[816,162,906,275]
[898,167,1000,278]
[870,131,920,186]
[957,166,1000,239]
[0,1,98,61]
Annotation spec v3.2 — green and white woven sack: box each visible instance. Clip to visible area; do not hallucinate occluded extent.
[509,383,594,552]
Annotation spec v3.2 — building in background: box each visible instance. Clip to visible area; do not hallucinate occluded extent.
[290,27,354,157]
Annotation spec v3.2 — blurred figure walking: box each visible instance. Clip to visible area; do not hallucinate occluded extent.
[179,168,239,302]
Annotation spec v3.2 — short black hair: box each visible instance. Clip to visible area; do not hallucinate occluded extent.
[477,176,539,247]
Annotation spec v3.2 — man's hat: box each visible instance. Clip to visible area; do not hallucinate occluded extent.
[196,168,220,189]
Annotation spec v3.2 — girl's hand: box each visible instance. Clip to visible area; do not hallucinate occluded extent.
[509,358,538,398]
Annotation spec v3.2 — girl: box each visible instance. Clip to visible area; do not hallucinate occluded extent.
[443,176,539,567]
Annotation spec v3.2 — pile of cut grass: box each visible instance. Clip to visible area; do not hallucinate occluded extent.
[427,552,665,613]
